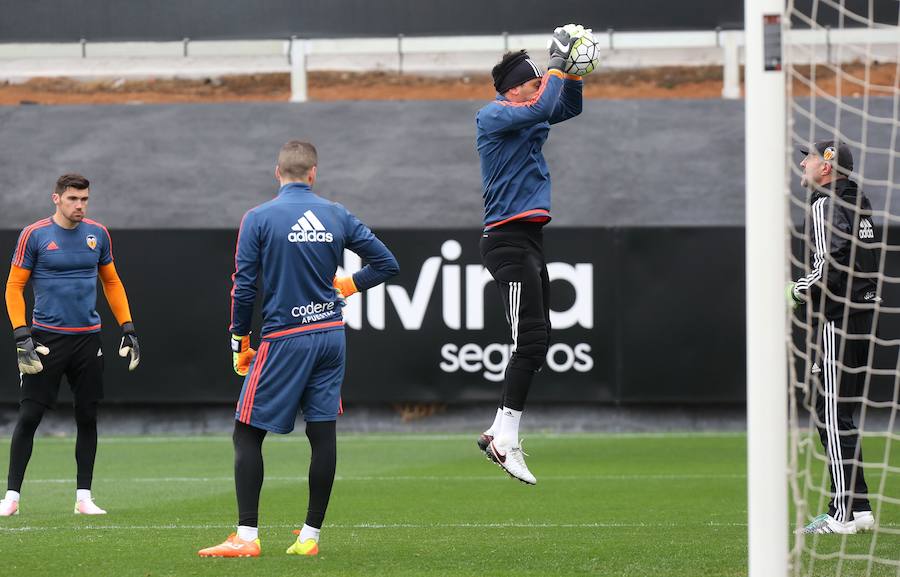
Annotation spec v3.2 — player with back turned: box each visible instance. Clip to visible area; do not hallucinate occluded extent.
[0,174,140,517]
[198,141,399,558]
[789,141,879,534]
[474,26,583,485]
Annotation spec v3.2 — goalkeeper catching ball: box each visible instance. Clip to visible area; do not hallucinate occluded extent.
[473,25,584,485]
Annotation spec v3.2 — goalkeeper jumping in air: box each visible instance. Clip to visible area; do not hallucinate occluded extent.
[474,25,584,484]
[199,141,398,558]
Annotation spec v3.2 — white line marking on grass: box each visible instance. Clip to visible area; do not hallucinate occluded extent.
[25,473,747,484]
[0,521,753,533]
[19,432,747,444]
[2,521,896,533]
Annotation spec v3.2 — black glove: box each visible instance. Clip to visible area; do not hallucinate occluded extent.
[13,326,49,375]
[119,322,140,371]
[548,27,574,71]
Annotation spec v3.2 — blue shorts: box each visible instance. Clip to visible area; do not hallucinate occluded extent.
[235,328,345,434]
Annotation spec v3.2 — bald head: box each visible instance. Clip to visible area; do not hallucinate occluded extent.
[277,141,318,183]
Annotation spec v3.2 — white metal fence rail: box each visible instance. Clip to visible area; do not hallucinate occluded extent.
[0,28,896,101]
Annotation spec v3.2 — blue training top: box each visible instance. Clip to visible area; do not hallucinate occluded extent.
[230,182,399,340]
[475,69,583,229]
[12,217,114,334]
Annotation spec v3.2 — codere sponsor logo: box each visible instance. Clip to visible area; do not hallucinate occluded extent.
[291,300,337,324]
[289,210,334,243]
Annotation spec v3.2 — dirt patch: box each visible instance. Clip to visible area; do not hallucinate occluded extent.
[0,63,895,105]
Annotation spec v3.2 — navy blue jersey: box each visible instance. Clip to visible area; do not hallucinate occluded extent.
[11,217,113,334]
[230,182,399,339]
[475,69,583,229]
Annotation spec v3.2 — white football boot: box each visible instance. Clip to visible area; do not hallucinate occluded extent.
[0,498,19,516]
[802,513,856,534]
[74,498,107,515]
[488,440,536,485]
[852,511,875,532]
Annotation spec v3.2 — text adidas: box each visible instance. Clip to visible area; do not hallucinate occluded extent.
[288,230,334,243]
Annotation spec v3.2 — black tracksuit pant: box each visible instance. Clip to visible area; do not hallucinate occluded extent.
[480,221,550,410]
[813,313,872,523]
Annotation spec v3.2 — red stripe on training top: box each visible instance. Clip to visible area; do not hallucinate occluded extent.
[83,218,113,261]
[230,211,250,333]
[484,209,551,230]
[239,341,270,424]
[31,320,102,333]
[13,218,52,267]
[262,320,344,340]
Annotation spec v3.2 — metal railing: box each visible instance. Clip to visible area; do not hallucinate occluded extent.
[0,27,896,102]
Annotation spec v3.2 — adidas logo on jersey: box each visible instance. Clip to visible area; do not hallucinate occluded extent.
[859,219,874,240]
[289,210,333,243]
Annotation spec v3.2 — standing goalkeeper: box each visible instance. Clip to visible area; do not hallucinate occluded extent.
[789,141,879,534]
[199,141,398,558]
[0,174,139,517]
[474,26,583,485]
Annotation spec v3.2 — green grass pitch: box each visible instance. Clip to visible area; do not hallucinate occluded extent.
[0,432,897,576]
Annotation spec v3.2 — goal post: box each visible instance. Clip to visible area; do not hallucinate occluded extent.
[745,1,789,577]
[748,0,900,574]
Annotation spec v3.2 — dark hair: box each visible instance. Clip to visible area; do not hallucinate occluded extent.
[278,141,318,180]
[54,174,90,196]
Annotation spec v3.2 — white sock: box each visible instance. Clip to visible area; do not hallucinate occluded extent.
[485,408,503,436]
[298,524,320,543]
[76,489,92,503]
[4,490,20,502]
[237,525,258,542]
[495,407,522,448]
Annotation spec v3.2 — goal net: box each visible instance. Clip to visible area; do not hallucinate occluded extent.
[784,0,899,575]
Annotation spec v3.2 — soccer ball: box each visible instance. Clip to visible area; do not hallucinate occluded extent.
[564,30,600,77]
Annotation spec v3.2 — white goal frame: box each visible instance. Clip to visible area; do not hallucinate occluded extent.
[745,0,789,576]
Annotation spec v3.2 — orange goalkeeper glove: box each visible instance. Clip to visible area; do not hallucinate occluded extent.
[231,334,256,377]
[333,276,358,300]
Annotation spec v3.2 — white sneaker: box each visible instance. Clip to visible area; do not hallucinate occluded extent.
[802,513,856,534]
[852,511,875,532]
[488,440,537,485]
[74,498,107,515]
[0,499,19,516]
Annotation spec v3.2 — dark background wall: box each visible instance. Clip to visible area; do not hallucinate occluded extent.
[0,226,897,406]
[0,0,747,42]
[2,0,895,42]
[2,98,897,232]
[0,96,896,406]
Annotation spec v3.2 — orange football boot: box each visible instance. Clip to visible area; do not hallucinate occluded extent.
[198,532,261,558]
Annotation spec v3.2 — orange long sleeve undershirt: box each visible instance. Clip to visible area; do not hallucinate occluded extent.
[98,262,132,326]
[5,264,29,329]
[5,263,133,331]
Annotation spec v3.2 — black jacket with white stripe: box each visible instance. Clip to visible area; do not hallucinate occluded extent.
[794,178,879,321]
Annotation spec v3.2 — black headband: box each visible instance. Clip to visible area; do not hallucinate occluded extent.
[493,53,543,94]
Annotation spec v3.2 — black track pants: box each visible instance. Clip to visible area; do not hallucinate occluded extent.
[813,314,872,523]
[480,221,550,410]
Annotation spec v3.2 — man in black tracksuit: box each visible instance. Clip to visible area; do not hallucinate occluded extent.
[789,141,879,535]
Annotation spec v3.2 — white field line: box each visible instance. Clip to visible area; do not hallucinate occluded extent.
[0,521,752,532]
[25,473,746,484]
[3,521,896,533]
[20,431,748,444]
